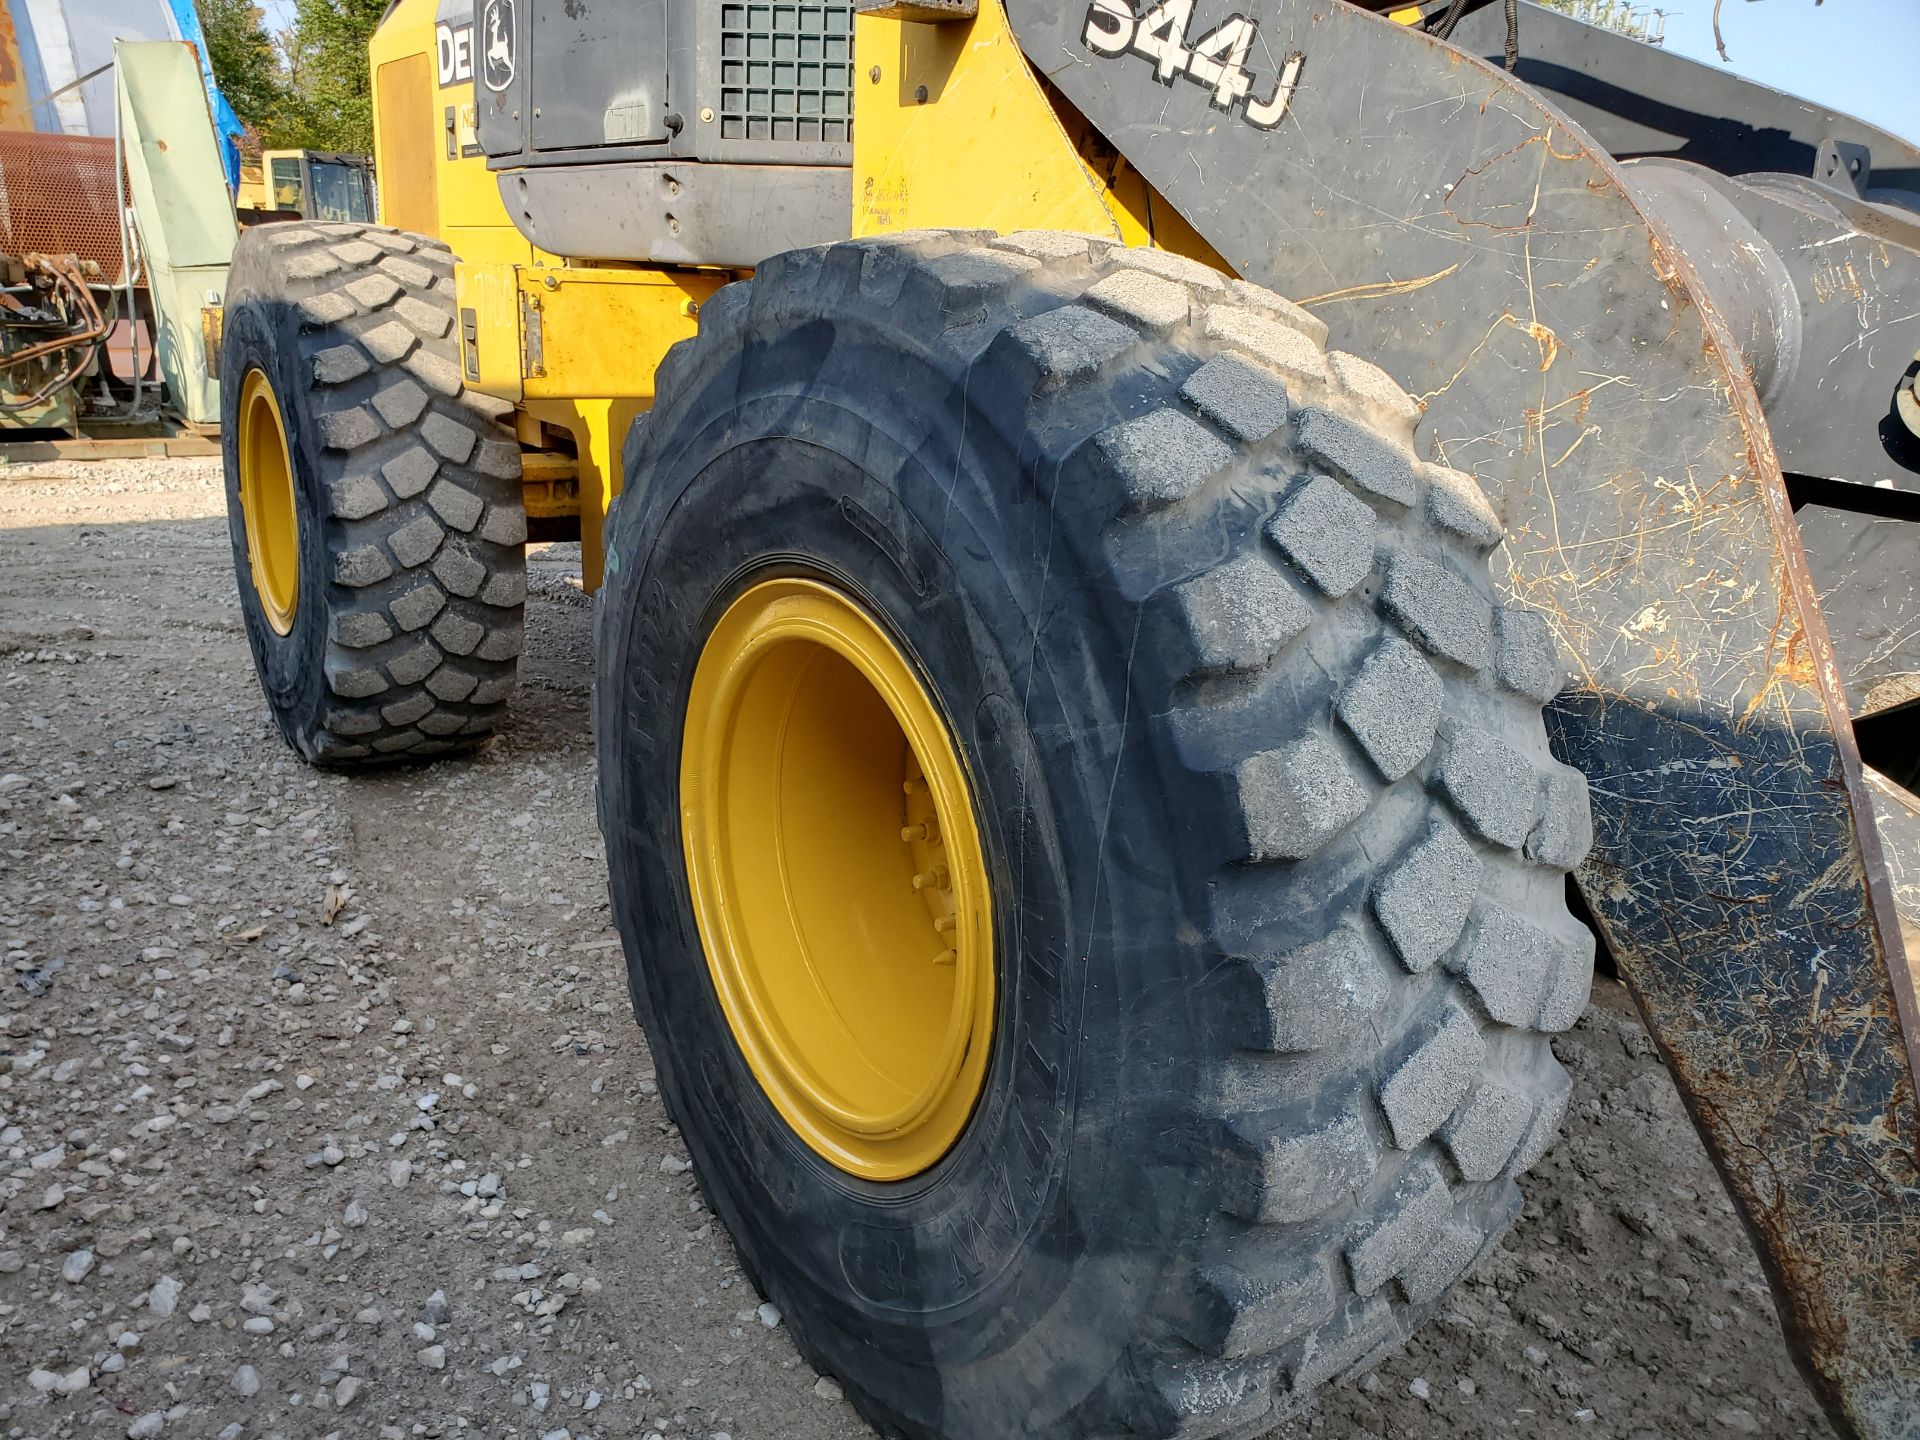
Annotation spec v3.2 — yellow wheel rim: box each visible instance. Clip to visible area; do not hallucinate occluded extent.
[680,577,995,1181]
[237,368,299,636]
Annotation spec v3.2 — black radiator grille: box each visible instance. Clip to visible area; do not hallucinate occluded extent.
[718,3,855,144]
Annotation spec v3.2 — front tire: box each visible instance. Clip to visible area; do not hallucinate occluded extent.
[597,231,1595,1440]
[220,221,527,765]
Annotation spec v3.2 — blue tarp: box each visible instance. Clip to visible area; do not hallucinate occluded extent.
[163,0,245,190]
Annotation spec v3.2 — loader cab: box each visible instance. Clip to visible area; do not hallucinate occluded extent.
[236,150,377,224]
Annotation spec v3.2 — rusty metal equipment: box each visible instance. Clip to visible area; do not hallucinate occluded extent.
[0,133,138,427]
[0,40,245,437]
[0,132,132,284]
[0,252,114,411]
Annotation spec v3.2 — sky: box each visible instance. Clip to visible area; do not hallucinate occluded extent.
[1652,0,1920,145]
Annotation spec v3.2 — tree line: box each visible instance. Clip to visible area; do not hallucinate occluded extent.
[197,0,387,154]
[1536,0,1668,44]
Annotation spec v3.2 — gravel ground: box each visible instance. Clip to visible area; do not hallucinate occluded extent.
[0,458,1824,1439]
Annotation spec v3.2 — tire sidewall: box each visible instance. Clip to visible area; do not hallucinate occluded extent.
[601,367,1211,1431]
[610,427,1083,1319]
[221,291,330,757]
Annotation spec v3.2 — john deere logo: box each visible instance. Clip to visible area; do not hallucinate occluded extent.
[481,0,515,92]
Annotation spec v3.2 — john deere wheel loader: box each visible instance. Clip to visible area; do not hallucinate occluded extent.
[216,1,1920,1435]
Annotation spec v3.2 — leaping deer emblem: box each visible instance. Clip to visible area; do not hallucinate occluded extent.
[482,0,514,91]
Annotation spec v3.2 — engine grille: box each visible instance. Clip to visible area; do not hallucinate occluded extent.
[718,3,854,145]
[0,132,128,285]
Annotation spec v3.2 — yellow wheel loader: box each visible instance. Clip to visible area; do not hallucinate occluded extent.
[235,149,379,225]
[216,2,1920,1435]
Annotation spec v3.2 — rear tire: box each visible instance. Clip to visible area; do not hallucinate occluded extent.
[597,231,1595,1440]
[220,221,526,765]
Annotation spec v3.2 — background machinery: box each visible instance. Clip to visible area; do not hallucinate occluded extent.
[217,1,1920,1436]
[236,150,378,226]
[0,0,245,437]
[0,40,237,435]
